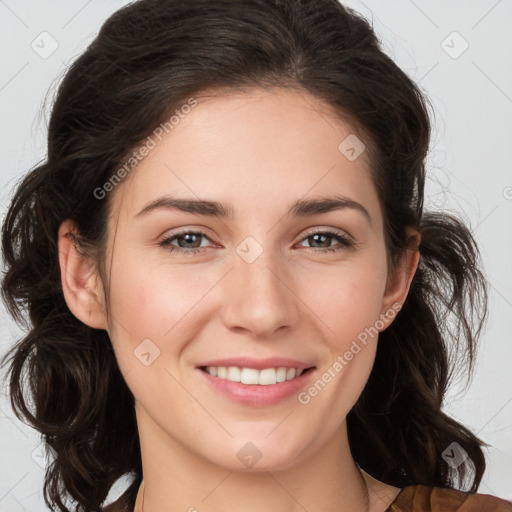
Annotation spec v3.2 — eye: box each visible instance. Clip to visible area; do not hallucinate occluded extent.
[159,231,212,254]
[297,229,354,253]
[158,229,355,255]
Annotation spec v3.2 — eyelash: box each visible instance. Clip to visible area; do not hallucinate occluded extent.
[158,229,355,255]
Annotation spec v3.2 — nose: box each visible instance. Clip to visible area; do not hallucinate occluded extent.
[220,248,300,339]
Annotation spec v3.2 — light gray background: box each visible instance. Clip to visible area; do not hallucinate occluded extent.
[1,1,511,510]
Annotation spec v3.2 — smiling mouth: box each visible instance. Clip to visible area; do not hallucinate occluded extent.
[198,366,315,385]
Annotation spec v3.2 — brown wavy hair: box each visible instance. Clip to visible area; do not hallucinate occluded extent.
[1,0,489,511]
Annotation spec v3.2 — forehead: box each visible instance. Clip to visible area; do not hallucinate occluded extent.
[108,87,379,227]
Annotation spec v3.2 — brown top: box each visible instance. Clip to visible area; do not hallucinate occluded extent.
[101,481,512,512]
[387,485,512,511]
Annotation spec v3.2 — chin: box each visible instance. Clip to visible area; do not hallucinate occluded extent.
[203,437,310,473]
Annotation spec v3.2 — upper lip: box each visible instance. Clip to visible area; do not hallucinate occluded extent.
[197,357,315,370]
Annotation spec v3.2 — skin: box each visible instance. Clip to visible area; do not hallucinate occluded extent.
[58,87,420,512]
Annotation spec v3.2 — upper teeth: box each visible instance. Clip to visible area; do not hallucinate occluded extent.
[205,366,304,385]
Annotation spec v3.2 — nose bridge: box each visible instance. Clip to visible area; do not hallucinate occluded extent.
[221,234,298,336]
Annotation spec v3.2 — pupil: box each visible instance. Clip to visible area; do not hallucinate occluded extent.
[312,234,328,248]
[183,234,199,248]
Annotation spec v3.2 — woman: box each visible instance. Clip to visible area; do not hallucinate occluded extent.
[1,1,510,511]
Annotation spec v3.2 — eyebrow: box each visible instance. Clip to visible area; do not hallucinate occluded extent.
[135,194,372,226]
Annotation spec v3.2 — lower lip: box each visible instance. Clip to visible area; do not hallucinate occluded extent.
[197,368,316,407]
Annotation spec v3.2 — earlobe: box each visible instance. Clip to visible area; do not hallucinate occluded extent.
[379,229,421,331]
[57,219,108,330]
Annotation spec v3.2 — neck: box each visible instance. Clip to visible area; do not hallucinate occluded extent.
[136,468,370,512]
[133,408,371,512]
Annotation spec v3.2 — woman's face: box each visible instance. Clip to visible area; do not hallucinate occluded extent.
[96,87,407,471]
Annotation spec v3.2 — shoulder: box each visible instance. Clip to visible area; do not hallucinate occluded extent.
[389,484,512,511]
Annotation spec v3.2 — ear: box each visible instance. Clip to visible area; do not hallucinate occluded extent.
[378,227,421,332]
[58,219,108,330]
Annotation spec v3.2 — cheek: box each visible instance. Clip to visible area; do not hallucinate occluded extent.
[106,257,213,356]
[292,262,385,415]
[302,257,388,347]
[296,270,385,428]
